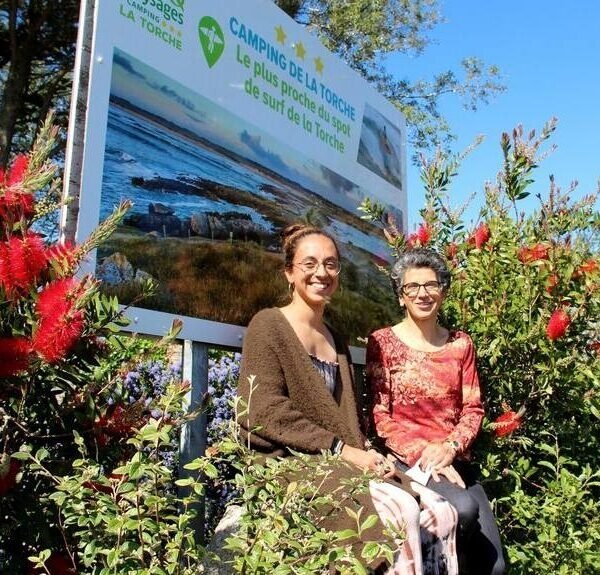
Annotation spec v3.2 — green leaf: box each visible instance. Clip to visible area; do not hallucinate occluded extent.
[360,513,379,533]
[361,541,380,562]
[34,448,50,461]
[350,557,368,575]
[335,529,357,541]
[11,451,31,461]
[174,477,194,487]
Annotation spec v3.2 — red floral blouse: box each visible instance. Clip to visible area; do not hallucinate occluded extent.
[367,327,484,467]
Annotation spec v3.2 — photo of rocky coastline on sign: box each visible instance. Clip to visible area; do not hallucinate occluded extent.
[96,49,404,342]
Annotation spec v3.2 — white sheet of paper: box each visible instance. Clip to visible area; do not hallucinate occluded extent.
[405,462,432,485]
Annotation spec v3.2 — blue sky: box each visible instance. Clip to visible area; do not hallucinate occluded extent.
[386,1,600,229]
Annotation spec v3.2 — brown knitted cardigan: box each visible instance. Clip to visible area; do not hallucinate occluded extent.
[238,307,365,454]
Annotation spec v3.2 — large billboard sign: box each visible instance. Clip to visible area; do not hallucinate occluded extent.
[72,0,407,346]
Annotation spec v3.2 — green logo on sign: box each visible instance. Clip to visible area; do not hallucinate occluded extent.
[198,16,225,68]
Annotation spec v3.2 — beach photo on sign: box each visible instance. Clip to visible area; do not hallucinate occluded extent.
[97,49,401,342]
[358,103,404,190]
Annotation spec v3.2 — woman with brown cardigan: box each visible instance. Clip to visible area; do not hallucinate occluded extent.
[238,224,458,574]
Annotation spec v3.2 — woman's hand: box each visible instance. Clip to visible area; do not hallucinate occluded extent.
[431,464,465,488]
[340,445,394,477]
[418,441,455,471]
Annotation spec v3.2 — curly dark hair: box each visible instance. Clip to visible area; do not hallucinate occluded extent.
[390,248,451,301]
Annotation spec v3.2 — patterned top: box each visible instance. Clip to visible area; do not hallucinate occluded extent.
[367,327,484,467]
[310,355,339,395]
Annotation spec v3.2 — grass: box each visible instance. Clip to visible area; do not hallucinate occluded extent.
[98,232,399,344]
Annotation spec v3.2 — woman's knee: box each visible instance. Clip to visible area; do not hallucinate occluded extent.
[430,483,479,533]
[450,491,479,532]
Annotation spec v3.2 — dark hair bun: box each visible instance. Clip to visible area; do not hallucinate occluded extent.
[281,223,307,242]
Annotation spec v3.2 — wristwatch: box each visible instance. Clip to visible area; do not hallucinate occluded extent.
[445,439,460,452]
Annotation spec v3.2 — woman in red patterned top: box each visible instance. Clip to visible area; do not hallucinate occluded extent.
[367,248,505,575]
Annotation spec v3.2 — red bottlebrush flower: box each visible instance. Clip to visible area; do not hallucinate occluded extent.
[0,232,48,297]
[0,454,20,496]
[33,279,86,362]
[517,247,530,262]
[32,309,85,363]
[36,278,82,318]
[492,410,522,437]
[94,431,111,448]
[407,223,431,248]
[468,224,491,249]
[94,405,138,439]
[0,154,34,224]
[415,223,431,245]
[445,242,458,260]
[0,188,35,223]
[546,308,571,341]
[518,243,549,263]
[0,337,31,377]
[5,154,29,187]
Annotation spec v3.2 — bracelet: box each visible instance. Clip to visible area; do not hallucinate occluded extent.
[331,437,345,455]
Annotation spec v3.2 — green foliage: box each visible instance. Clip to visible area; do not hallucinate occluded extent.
[25,372,402,575]
[227,450,395,574]
[360,119,600,573]
[495,439,600,574]
[38,381,209,575]
[211,390,398,575]
[0,119,184,573]
[0,1,79,162]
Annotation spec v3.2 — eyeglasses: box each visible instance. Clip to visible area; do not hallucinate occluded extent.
[401,281,442,298]
[293,258,342,277]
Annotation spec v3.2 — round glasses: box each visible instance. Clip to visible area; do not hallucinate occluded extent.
[401,281,442,298]
[293,258,342,277]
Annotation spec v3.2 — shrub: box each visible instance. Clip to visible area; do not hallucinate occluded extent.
[360,119,600,573]
[0,116,203,574]
[0,118,133,573]
[29,373,213,575]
